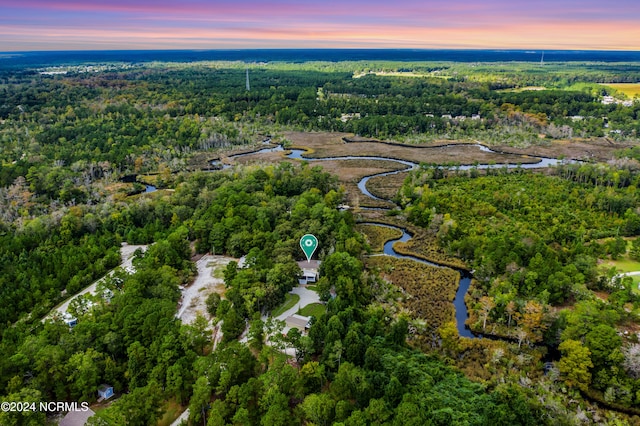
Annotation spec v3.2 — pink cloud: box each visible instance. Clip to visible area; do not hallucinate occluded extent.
[1,0,639,50]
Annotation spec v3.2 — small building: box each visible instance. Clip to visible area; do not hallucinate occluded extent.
[298,270,318,285]
[97,384,114,401]
[297,260,321,285]
[63,312,77,328]
[286,314,311,332]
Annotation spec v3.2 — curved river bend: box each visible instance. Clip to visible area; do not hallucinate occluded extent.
[224,142,570,338]
[362,222,476,338]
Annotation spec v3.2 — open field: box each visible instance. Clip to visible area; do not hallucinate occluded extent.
[496,86,547,92]
[495,137,631,162]
[285,131,540,165]
[604,83,640,98]
[603,258,640,273]
[358,214,467,269]
[308,159,403,208]
[353,71,450,79]
[287,131,632,163]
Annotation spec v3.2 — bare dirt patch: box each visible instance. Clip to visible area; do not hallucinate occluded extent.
[177,255,233,325]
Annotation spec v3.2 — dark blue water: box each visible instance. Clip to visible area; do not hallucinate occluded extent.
[2,49,640,69]
[365,222,477,338]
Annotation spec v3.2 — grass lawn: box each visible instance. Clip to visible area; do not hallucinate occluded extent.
[298,302,326,318]
[602,258,640,273]
[306,285,318,291]
[212,266,225,279]
[272,293,300,317]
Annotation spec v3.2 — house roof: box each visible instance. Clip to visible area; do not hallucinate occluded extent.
[297,260,321,270]
[286,314,311,329]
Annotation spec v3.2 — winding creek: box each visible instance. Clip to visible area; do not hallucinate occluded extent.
[218,142,571,339]
[362,222,477,338]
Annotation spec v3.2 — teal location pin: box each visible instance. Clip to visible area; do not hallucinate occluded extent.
[300,234,318,261]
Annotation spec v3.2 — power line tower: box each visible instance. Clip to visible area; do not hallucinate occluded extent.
[245,68,250,91]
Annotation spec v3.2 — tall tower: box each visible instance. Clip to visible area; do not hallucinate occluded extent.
[540,51,545,66]
[245,68,250,91]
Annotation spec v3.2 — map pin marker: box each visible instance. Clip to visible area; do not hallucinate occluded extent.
[300,234,318,262]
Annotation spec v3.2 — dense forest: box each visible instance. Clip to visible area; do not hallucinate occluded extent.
[1,61,639,186]
[1,58,640,424]
[0,166,558,425]
[399,165,640,411]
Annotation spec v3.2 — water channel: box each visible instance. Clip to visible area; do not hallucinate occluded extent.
[216,142,570,338]
[362,222,477,338]
[285,144,567,338]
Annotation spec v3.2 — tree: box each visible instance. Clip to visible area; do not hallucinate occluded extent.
[608,237,627,260]
[623,343,640,379]
[0,387,46,426]
[207,400,228,426]
[206,293,221,317]
[67,347,104,401]
[438,321,460,355]
[259,388,292,426]
[479,296,495,332]
[521,300,546,344]
[189,377,211,426]
[320,252,364,304]
[364,398,392,425]
[558,339,593,391]
[166,360,190,404]
[630,238,640,261]
[221,307,246,342]
[301,393,335,426]
[183,313,211,355]
[505,300,517,329]
[93,381,164,426]
[299,361,326,394]
[584,324,622,371]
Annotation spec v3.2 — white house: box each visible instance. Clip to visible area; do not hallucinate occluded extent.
[297,260,321,285]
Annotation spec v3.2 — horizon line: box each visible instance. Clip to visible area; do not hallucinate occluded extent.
[4,47,640,54]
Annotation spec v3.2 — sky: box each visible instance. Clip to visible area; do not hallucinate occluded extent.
[1,0,639,51]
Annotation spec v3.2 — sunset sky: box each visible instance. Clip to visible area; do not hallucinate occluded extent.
[1,0,639,51]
